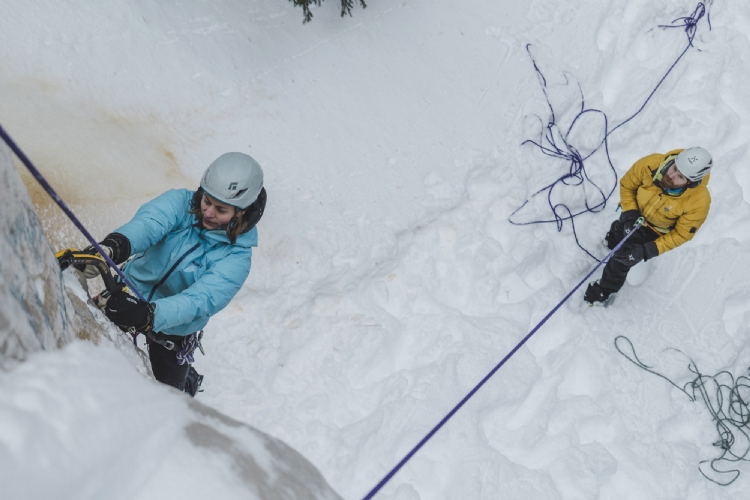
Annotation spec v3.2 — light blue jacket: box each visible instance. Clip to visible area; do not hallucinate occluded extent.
[115,189,256,336]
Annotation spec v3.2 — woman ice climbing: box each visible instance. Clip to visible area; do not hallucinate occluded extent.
[81,152,266,395]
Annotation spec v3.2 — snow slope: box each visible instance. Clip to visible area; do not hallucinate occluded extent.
[3,0,750,498]
[0,338,344,500]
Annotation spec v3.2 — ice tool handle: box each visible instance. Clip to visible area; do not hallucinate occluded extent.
[0,123,148,302]
[55,249,121,294]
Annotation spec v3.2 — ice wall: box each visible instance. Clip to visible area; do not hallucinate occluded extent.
[0,143,72,363]
[0,142,343,500]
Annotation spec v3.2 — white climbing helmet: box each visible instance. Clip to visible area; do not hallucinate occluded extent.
[200,152,264,209]
[675,147,713,182]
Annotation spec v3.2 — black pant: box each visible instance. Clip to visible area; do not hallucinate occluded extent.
[147,333,190,392]
[599,220,660,294]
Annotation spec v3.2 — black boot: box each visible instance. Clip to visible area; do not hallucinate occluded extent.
[184,366,204,397]
[584,281,616,307]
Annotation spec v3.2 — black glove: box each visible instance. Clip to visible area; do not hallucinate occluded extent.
[102,290,155,333]
[643,241,659,261]
[619,244,646,265]
[619,210,642,229]
[76,233,132,278]
[620,242,659,265]
[86,233,131,265]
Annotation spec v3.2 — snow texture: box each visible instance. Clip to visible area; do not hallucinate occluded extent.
[2,0,750,499]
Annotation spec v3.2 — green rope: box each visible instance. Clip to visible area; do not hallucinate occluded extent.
[615,335,750,486]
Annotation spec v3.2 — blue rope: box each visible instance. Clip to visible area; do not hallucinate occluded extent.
[361,220,643,500]
[510,2,710,262]
[0,123,148,302]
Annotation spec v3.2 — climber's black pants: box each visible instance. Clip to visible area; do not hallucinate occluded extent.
[147,332,190,392]
[599,220,660,294]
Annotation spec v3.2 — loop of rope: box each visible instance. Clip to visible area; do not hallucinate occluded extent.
[510,2,711,261]
[615,335,750,486]
[0,123,148,302]
[657,1,711,48]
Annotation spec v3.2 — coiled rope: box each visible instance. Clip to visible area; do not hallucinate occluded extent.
[616,335,750,486]
[0,123,147,302]
[510,2,711,261]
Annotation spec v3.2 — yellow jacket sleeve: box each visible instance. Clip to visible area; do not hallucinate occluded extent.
[619,153,663,212]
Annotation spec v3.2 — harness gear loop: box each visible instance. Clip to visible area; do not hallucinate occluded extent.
[127,326,175,351]
[197,331,205,355]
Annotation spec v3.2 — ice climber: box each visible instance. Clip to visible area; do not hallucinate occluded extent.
[584,147,712,306]
[76,153,266,394]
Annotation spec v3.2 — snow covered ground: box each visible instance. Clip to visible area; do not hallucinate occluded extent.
[3,0,750,498]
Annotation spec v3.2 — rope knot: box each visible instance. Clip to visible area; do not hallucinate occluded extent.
[658,2,710,47]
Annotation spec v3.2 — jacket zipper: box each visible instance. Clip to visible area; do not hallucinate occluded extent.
[148,242,202,302]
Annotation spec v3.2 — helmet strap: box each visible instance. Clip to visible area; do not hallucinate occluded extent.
[652,155,678,185]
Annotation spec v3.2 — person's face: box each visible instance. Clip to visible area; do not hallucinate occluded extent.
[200,192,236,230]
[661,163,689,189]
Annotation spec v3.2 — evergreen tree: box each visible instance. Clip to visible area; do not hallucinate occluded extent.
[289,0,366,23]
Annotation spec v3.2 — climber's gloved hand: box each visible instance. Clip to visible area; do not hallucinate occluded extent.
[619,210,642,231]
[642,241,659,261]
[75,233,132,279]
[77,244,113,279]
[620,241,659,266]
[102,290,155,333]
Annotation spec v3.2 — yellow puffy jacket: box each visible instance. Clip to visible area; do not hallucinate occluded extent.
[620,149,711,255]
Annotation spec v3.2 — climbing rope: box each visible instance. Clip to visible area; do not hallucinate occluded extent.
[615,335,750,486]
[0,123,148,302]
[361,219,644,500]
[510,2,711,261]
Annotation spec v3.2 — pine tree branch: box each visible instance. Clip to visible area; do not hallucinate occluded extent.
[288,0,366,23]
[340,0,367,18]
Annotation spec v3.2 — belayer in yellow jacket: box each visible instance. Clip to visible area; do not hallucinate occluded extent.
[584,147,713,306]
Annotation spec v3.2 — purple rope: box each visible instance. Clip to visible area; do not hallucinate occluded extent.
[361,221,643,500]
[0,122,148,302]
[176,334,199,365]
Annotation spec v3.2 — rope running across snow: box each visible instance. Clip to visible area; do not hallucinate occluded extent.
[361,220,644,500]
